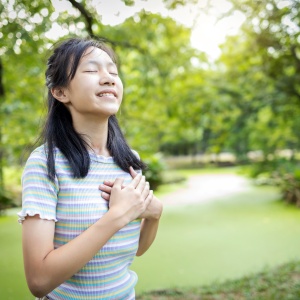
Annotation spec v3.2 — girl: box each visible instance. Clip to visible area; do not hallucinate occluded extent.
[18,37,163,300]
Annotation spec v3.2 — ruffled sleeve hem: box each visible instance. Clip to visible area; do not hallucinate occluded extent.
[17,210,57,224]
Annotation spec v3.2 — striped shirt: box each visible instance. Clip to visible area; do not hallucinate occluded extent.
[18,145,141,300]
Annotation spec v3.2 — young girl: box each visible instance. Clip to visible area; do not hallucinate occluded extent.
[18,37,163,300]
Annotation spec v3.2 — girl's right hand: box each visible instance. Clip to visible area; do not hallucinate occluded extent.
[108,174,153,223]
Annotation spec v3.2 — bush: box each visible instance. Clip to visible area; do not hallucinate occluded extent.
[273,167,300,207]
[250,158,300,207]
[0,188,14,215]
[143,153,166,190]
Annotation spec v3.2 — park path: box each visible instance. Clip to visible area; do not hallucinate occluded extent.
[160,173,251,206]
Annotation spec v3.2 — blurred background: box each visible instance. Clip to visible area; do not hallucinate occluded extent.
[0,0,300,299]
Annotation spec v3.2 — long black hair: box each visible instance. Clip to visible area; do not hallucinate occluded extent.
[43,37,146,180]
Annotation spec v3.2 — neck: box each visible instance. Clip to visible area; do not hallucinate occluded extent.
[73,115,111,157]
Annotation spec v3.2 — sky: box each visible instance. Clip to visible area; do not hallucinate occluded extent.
[92,0,246,59]
[51,0,246,60]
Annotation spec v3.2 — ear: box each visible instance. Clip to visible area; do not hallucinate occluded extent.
[51,87,69,103]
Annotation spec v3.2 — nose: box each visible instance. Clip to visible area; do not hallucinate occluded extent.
[99,70,115,86]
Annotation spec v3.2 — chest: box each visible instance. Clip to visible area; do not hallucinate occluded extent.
[53,161,141,250]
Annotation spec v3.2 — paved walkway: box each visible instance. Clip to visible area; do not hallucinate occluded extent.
[160,173,251,206]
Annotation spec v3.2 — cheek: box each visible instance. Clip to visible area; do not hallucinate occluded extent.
[117,80,124,100]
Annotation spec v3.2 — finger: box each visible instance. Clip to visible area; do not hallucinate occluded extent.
[129,166,138,179]
[103,179,125,189]
[101,192,110,201]
[144,190,153,207]
[141,181,150,199]
[113,178,124,189]
[99,184,112,194]
[103,180,114,187]
[127,173,142,189]
[136,175,146,192]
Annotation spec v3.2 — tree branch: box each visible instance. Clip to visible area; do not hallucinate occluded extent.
[67,0,147,54]
[68,0,94,36]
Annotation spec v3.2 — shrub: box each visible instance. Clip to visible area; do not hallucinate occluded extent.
[0,188,14,215]
[143,153,166,190]
[273,167,300,207]
[250,158,300,207]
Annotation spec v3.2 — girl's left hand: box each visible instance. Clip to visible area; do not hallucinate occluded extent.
[99,167,163,220]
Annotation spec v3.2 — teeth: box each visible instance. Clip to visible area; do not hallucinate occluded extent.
[99,93,115,97]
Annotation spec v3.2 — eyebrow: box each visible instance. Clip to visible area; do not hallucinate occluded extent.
[82,60,116,68]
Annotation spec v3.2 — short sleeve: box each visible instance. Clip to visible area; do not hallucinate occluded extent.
[17,146,59,223]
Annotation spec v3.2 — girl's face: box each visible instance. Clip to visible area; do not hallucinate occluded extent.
[60,47,123,120]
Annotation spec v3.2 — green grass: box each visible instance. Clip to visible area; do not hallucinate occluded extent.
[132,185,300,294]
[0,212,32,299]
[136,260,300,299]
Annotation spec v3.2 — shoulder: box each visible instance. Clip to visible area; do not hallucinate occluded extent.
[26,144,62,162]
[22,145,59,188]
[25,145,47,166]
[23,144,62,175]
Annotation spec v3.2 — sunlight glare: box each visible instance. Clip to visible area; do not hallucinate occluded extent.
[93,0,245,59]
[48,0,245,60]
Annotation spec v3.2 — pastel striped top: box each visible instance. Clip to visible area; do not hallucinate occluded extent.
[18,145,141,300]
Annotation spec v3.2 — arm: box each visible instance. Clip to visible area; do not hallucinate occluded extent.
[23,210,126,297]
[136,195,163,256]
[22,176,151,298]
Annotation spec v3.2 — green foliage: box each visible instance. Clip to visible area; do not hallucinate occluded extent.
[278,169,300,207]
[0,189,14,214]
[143,153,166,190]
[1,0,300,208]
[250,158,300,207]
[137,261,300,300]
[216,0,300,159]
[122,0,135,6]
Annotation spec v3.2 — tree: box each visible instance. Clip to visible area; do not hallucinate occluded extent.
[210,0,299,158]
[215,0,300,205]
[0,0,203,205]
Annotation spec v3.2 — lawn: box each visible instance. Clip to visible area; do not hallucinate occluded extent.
[0,212,32,299]
[136,261,300,299]
[1,168,300,299]
[132,170,300,294]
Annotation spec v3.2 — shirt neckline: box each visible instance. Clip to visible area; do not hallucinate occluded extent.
[88,151,114,163]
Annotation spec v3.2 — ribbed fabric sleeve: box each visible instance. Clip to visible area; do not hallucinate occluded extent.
[18,145,141,300]
[18,145,59,222]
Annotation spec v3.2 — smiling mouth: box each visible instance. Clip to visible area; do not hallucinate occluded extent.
[97,92,117,98]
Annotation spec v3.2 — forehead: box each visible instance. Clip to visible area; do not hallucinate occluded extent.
[80,47,115,65]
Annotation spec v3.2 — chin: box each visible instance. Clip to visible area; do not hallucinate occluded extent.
[102,108,120,117]
[97,104,120,115]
